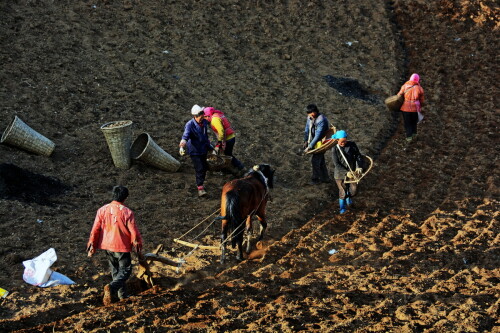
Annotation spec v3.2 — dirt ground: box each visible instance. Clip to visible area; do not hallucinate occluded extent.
[0,0,498,332]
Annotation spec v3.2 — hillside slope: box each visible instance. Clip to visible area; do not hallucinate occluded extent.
[0,0,498,332]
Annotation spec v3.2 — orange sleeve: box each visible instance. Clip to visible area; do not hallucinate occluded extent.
[88,207,104,247]
[127,211,143,246]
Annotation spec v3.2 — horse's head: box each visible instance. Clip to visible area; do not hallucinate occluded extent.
[252,164,275,189]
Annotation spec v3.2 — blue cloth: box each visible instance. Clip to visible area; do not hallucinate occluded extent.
[332,130,347,139]
[182,118,211,155]
[304,113,329,150]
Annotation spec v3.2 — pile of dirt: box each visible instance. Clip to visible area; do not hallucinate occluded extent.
[0,0,498,332]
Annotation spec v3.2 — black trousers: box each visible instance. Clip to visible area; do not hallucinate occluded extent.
[190,154,208,186]
[311,153,329,182]
[402,111,418,138]
[224,138,244,170]
[105,251,132,298]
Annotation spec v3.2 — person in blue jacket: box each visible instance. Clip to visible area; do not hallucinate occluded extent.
[179,104,212,197]
[303,104,330,185]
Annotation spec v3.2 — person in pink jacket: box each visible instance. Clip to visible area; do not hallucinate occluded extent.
[87,185,143,302]
[397,73,425,142]
[203,106,245,176]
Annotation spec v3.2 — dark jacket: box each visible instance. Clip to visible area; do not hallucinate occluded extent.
[182,118,211,155]
[332,141,364,179]
[304,113,329,150]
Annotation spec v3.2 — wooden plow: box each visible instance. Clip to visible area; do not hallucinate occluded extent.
[137,244,186,287]
[169,209,223,266]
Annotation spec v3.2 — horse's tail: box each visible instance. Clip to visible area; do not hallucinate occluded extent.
[225,190,243,248]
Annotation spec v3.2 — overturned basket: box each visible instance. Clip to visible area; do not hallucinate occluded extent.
[130,133,180,172]
[1,116,55,156]
[207,154,233,171]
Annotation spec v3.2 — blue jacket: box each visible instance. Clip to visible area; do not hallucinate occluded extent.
[182,118,211,155]
[304,113,329,150]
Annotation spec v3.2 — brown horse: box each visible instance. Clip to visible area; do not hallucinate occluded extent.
[219,164,275,263]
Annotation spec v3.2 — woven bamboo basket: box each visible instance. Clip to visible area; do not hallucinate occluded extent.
[1,116,55,156]
[130,133,180,172]
[384,94,404,112]
[207,154,233,171]
[100,120,133,169]
[305,125,337,155]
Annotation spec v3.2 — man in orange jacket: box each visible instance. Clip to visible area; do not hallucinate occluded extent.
[87,185,143,303]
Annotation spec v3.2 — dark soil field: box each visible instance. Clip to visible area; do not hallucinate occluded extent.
[0,0,498,332]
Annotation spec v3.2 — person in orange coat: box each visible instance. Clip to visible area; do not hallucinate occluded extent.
[87,185,143,302]
[397,73,425,142]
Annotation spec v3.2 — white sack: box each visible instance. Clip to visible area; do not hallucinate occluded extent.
[23,248,75,287]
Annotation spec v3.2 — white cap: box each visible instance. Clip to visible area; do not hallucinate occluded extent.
[191,104,204,115]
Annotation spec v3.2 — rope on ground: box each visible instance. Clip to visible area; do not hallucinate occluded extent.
[176,208,221,242]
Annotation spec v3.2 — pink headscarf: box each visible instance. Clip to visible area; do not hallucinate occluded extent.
[203,107,223,121]
[409,73,420,83]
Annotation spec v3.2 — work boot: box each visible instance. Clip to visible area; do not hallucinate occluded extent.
[346,197,352,206]
[197,186,207,197]
[339,199,347,214]
[103,284,118,306]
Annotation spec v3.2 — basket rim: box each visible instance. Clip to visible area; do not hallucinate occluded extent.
[130,132,152,159]
[1,116,22,143]
[100,120,133,131]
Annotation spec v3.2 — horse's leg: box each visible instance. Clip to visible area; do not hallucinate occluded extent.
[220,220,228,264]
[244,215,253,254]
[236,239,244,261]
[256,215,267,242]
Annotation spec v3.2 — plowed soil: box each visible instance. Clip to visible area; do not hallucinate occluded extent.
[0,0,498,332]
